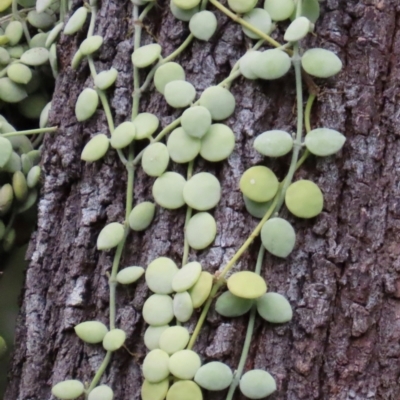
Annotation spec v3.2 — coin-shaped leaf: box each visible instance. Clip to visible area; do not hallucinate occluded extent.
[239,51,261,80]
[215,291,253,317]
[169,349,201,379]
[164,80,196,109]
[0,78,27,103]
[141,378,169,400]
[173,291,193,322]
[296,0,320,23]
[167,127,201,163]
[144,325,169,351]
[27,166,41,188]
[134,112,159,140]
[172,0,200,10]
[159,326,190,354]
[189,11,217,41]
[132,43,162,68]
[228,0,257,14]
[239,166,279,202]
[75,88,99,122]
[128,201,155,231]
[189,271,213,308]
[143,349,170,383]
[172,261,202,292]
[256,292,293,323]
[0,0,12,12]
[254,130,293,157]
[285,179,323,218]
[52,380,84,400]
[240,369,277,399]
[102,328,126,351]
[301,48,342,78]
[186,212,217,250]
[200,123,235,162]
[284,16,311,42]
[142,143,170,177]
[181,106,212,138]
[74,321,108,344]
[7,63,32,84]
[116,266,145,284]
[199,86,235,121]
[152,172,186,209]
[64,7,88,35]
[0,137,12,168]
[27,10,55,29]
[88,385,113,400]
[20,47,49,66]
[146,257,178,295]
[170,1,199,21]
[261,217,296,258]
[242,8,272,39]
[80,35,103,56]
[143,294,174,326]
[251,49,291,80]
[110,121,136,149]
[194,361,233,391]
[243,195,272,219]
[81,134,109,162]
[305,128,346,156]
[154,62,185,94]
[166,381,203,400]
[96,222,124,250]
[183,172,221,211]
[94,68,118,90]
[264,0,295,21]
[227,271,267,299]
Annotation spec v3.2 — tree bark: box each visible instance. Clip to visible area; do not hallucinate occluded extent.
[5,0,400,399]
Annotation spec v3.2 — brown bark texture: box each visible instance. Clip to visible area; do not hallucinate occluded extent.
[5,0,400,399]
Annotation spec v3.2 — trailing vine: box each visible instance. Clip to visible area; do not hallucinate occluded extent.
[1,0,347,399]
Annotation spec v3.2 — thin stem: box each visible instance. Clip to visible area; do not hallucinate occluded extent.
[0,7,34,24]
[275,41,304,211]
[304,93,316,133]
[225,246,264,400]
[187,195,278,349]
[2,127,57,137]
[60,0,67,22]
[131,5,141,120]
[164,34,194,63]
[87,351,112,392]
[182,161,194,267]
[87,2,97,37]
[209,0,285,51]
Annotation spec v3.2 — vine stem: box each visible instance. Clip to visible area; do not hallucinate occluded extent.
[182,161,194,267]
[2,127,58,137]
[187,195,278,349]
[209,0,283,50]
[225,245,265,400]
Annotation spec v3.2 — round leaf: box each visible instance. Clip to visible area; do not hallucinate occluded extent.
[52,380,84,400]
[153,62,185,94]
[97,222,124,250]
[189,271,213,308]
[284,16,311,42]
[166,381,202,400]
[254,130,293,157]
[102,328,126,351]
[239,166,279,202]
[142,143,170,177]
[74,321,108,344]
[75,88,99,122]
[189,11,217,41]
[145,257,178,295]
[152,172,186,209]
[227,271,267,299]
[186,212,217,250]
[251,49,291,80]
[183,172,221,211]
[200,123,235,162]
[301,48,342,78]
[263,0,295,21]
[143,349,170,383]
[110,121,136,149]
[159,326,190,354]
[164,80,196,108]
[88,385,114,400]
[285,179,323,218]
[305,128,346,156]
[240,369,277,399]
[116,266,145,284]
[81,134,109,162]
[142,378,169,400]
[132,43,161,68]
[261,217,296,258]
[134,113,159,140]
[172,261,202,292]
[256,292,293,323]
[128,201,155,231]
[173,291,194,322]
[199,86,235,121]
[215,291,253,317]
[181,106,212,138]
[168,350,201,380]
[167,127,200,163]
[228,0,257,14]
[144,325,169,351]
[194,362,233,391]
[242,8,272,39]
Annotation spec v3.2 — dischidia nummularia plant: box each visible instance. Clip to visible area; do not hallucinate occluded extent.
[47,0,346,399]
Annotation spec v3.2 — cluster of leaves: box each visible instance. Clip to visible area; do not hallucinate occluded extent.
[1,0,346,398]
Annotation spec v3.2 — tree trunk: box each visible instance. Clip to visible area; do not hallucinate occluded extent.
[5,0,400,399]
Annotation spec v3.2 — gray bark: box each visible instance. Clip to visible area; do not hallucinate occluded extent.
[5,0,400,399]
